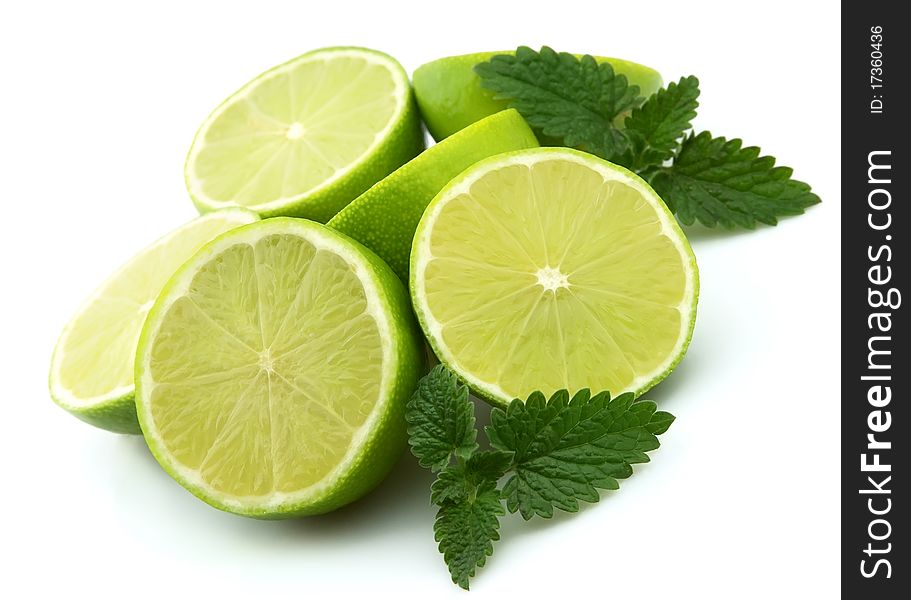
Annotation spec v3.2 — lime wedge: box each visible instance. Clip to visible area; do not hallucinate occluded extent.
[413,51,663,141]
[328,109,538,280]
[49,209,259,433]
[410,148,698,407]
[135,219,423,517]
[186,47,423,222]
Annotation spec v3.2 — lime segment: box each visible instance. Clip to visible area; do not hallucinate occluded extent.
[136,219,423,517]
[410,148,698,406]
[186,47,423,221]
[49,209,259,433]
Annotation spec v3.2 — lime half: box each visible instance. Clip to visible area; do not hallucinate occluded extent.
[411,148,698,407]
[328,109,538,281]
[49,209,259,433]
[413,51,663,141]
[186,47,423,222]
[135,219,423,517]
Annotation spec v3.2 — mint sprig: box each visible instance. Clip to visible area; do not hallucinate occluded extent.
[475,46,819,229]
[406,366,673,589]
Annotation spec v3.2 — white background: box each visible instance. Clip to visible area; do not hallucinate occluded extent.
[0,1,840,598]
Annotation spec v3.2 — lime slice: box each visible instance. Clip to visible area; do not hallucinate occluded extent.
[413,51,663,141]
[49,209,259,433]
[411,148,698,407]
[186,47,424,222]
[328,109,538,280]
[135,218,423,517]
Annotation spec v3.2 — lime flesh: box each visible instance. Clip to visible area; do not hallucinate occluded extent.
[49,209,259,433]
[411,148,698,406]
[186,47,423,222]
[135,219,423,517]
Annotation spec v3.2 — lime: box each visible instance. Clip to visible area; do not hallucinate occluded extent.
[49,209,259,433]
[410,148,698,407]
[328,109,538,281]
[135,218,423,517]
[413,51,663,141]
[185,47,423,222]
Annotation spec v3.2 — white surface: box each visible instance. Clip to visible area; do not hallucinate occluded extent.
[0,1,839,598]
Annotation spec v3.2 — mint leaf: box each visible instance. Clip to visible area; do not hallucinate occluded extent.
[431,464,475,505]
[624,75,700,169]
[647,410,676,435]
[434,479,504,590]
[475,46,642,160]
[649,131,821,228]
[467,449,514,480]
[430,451,513,505]
[487,389,672,519]
[406,365,478,471]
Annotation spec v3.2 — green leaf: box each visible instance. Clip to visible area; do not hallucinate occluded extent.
[650,131,821,229]
[431,463,475,505]
[430,451,513,505]
[624,75,700,169]
[406,364,478,471]
[434,479,505,590]
[647,411,676,435]
[487,389,672,519]
[467,450,514,480]
[475,45,642,160]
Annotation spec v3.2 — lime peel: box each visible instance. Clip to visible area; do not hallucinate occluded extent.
[328,109,539,280]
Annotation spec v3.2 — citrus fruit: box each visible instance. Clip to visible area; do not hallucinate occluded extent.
[410,148,698,407]
[49,208,259,433]
[413,51,663,141]
[135,218,423,517]
[185,47,424,222]
[328,109,538,281]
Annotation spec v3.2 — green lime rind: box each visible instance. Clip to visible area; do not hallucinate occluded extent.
[49,348,140,434]
[328,109,538,281]
[410,147,698,409]
[413,51,663,142]
[49,208,260,434]
[135,218,424,518]
[186,47,425,223]
[61,392,141,434]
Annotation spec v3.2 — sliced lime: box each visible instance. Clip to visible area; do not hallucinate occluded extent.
[186,47,423,222]
[49,209,259,433]
[413,51,663,141]
[411,148,698,406]
[135,218,423,517]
